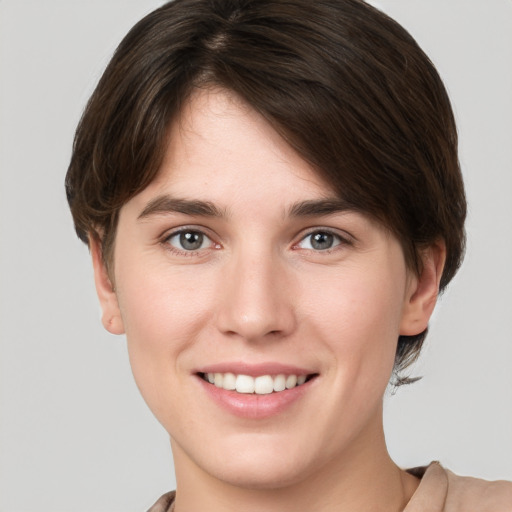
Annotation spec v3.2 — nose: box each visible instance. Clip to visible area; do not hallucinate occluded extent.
[215,248,296,343]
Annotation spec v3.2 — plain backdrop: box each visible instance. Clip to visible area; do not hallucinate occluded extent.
[0,1,511,511]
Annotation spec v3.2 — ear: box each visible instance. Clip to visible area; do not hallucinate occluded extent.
[90,235,125,335]
[400,241,446,336]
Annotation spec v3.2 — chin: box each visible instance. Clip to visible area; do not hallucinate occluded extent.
[180,430,322,491]
[208,456,313,491]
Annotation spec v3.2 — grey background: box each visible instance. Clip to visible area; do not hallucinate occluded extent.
[0,1,511,511]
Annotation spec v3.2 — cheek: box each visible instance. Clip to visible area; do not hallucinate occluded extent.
[117,257,214,338]
[114,263,217,412]
[305,263,406,381]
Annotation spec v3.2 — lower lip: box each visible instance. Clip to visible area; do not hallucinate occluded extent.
[196,375,316,419]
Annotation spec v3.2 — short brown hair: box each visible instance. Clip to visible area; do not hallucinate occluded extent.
[66,0,466,384]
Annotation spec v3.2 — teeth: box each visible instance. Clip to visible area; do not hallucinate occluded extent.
[254,375,274,394]
[273,374,286,392]
[222,372,236,390]
[236,374,255,393]
[204,372,310,394]
[285,374,297,389]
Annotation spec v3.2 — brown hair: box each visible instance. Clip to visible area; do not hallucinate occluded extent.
[66,0,466,384]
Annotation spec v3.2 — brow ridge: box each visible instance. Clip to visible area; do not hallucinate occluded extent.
[138,195,353,221]
[138,195,226,219]
[287,198,353,217]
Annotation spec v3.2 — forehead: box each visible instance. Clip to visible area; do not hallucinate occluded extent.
[126,88,337,215]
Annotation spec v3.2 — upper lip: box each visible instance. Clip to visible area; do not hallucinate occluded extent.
[194,362,316,377]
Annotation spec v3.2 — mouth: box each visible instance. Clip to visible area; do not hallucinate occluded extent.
[198,372,316,395]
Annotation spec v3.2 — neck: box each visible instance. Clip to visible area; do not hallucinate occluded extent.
[171,413,419,512]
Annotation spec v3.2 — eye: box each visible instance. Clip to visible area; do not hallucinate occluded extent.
[165,229,213,252]
[297,230,343,251]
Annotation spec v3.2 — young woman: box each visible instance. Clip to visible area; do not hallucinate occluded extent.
[66,0,512,510]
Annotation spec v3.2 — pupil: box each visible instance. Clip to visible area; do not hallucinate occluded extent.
[311,232,333,250]
[180,231,203,250]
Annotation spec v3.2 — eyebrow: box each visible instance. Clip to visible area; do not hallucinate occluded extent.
[138,195,354,220]
[138,195,226,220]
[287,198,354,217]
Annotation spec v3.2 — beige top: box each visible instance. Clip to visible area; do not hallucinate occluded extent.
[403,462,512,511]
[147,462,512,512]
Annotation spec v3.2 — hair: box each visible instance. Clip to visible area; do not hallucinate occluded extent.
[66,0,466,385]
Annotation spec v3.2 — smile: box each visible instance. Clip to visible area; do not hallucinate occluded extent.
[200,372,310,394]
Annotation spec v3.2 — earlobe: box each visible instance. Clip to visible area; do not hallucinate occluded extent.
[90,235,125,335]
[400,241,446,336]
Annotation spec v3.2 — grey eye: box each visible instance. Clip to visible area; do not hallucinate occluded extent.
[167,230,209,251]
[299,231,341,251]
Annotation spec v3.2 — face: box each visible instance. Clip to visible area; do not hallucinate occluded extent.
[93,88,438,489]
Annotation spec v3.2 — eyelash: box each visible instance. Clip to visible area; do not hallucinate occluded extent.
[162,227,219,257]
[293,229,353,253]
[161,227,353,257]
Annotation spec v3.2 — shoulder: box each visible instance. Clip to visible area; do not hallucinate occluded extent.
[146,491,175,512]
[406,462,512,511]
[444,467,512,511]
[146,467,512,512]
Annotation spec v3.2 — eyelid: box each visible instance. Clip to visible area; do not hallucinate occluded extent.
[292,227,355,250]
[160,225,221,255]
[158,224,354,256]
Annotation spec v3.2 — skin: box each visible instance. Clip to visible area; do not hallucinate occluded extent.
[92,88,445,512]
